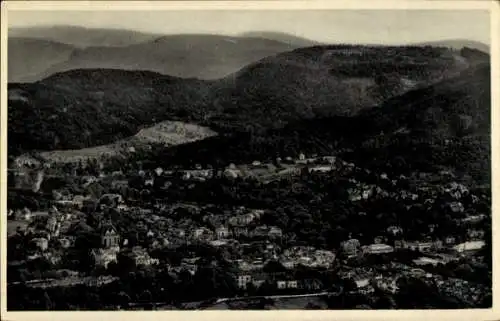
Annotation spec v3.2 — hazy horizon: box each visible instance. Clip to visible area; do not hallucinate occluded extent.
[8,10,490,45]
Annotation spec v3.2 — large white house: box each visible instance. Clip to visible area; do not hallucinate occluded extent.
[362,244,394,255]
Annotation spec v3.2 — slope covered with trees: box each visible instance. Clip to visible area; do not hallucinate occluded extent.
[149,63,491,184]
[8,45,488,161]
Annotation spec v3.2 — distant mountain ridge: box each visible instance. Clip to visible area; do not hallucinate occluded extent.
[8,33,301,82]
[7,25,490,82]
[8,37,75,83]
[8,25,162,48]
[238,31,322,47]
[33,34,300,81]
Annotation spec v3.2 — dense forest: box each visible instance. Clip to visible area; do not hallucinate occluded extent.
[7,45,488,155]
[116,63,491,185]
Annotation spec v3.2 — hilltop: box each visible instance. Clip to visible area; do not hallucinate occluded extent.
[8,69,215,154]
[207,44,476,131]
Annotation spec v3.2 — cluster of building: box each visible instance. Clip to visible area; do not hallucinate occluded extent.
[341,233,485,259]
[7,151,491,307]
[279,246,336,269]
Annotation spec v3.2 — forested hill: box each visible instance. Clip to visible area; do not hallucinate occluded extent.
[153,63,490,184]
[8,70,216,155]
[345,63,491,183]
[8,44,488,156]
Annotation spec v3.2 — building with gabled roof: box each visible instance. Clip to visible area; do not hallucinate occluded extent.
[99,221,120,249]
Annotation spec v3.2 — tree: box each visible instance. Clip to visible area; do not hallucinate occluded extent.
[263,260,287,274]
[257,280,278,296]
[305,302,322,309]
[396,276,444,308]
[139,289,153,303]
[341,278,358,293]
[373,292,395,309]
[117,291,131,308]
[85,291,101,310]
[42,291,53,310]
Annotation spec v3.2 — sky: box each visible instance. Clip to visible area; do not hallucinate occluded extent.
[7,9,491,45]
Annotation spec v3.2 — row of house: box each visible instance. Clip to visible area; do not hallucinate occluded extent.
[340,233,467,257]
[235,272,323,291]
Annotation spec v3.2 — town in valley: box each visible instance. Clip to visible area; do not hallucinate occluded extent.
[7,150,492,309]
[5,8,492,311]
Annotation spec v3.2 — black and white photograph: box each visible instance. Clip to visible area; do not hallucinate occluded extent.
[2,0,497,315]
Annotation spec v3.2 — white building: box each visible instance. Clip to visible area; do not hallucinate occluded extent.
[237,274,252,289]
[413,257,443,267]
[308,165,334,173]
[32,238,48,251]
[454,241,485,253]
[215,226,231,239]
[362,244,394,255]
[404,242,434,252]
[15,207,32,221]
[92,248,119,268]
[268,226,283,238]
[387,226,403,236]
